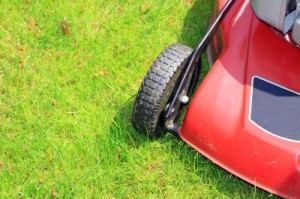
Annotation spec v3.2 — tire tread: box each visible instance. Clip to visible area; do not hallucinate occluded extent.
[132,43,192,137]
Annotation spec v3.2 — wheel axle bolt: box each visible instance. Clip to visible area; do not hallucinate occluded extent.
[179,95,189,104]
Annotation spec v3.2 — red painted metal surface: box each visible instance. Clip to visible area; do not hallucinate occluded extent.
[179,0,300,198]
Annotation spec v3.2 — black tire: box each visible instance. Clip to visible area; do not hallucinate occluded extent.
[132,43,193,137]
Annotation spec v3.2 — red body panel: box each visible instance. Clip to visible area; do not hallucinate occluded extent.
[180,0,300,198]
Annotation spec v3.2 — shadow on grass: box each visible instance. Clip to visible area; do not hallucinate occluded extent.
[105,0,278,198]
[177,0,214,48]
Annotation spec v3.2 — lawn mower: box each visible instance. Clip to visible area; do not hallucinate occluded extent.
[132,0,300,198]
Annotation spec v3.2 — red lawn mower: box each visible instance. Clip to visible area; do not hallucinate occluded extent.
[132,0,300,198]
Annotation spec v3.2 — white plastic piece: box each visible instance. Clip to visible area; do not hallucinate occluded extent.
[292,17,300,45]
[251,0,296,34]
[179,95,189,104]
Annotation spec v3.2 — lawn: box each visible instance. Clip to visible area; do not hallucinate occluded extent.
[1,0,277,198]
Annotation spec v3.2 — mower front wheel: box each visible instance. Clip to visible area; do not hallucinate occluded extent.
[132,43,194,137]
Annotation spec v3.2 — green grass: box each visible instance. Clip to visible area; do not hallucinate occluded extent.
[0,0,277,198]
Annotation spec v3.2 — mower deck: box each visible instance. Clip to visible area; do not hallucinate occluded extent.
[180,0,300,198]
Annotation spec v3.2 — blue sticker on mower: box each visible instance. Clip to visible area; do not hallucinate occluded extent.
[250,77,300,142]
